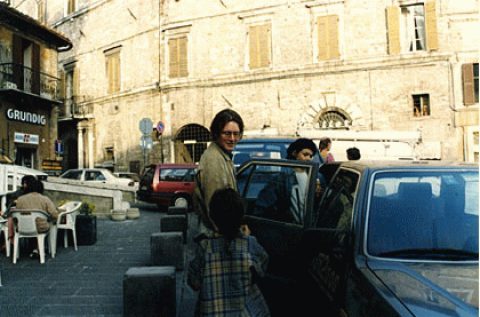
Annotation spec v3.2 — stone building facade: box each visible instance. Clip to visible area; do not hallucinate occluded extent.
[13,0,479,170]
[0,1,71,172]
[14,0,163,174]
[160,0,478,162]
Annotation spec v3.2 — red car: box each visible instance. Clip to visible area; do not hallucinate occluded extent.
[136,163,196,210]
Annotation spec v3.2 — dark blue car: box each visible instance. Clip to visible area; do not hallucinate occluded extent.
[236,159,478,316]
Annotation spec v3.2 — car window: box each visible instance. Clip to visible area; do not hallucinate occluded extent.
[85,171,105,181]
[367,171,479,257]
[141,166,155,184]
[315,170,359,230]
[160,168,190,182]
[239,163,314,225]
[61,170,82,180]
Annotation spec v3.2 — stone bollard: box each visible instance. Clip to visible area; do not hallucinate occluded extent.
[151,232,184,270]
[126,208,140,220]
[123,266,176,317]
[167,206,187,215]
[111,209,126,221]
[160,215,187,243]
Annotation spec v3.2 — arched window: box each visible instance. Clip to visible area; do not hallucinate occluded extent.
[317,108,352,129]
[175,124,210,163]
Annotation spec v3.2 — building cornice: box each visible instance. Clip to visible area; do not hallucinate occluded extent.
[160,52,452,91]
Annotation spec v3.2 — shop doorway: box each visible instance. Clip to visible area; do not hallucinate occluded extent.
[15,147,36,168]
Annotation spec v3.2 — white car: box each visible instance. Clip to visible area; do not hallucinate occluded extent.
[59,168,134,187]
[0,163,49,195]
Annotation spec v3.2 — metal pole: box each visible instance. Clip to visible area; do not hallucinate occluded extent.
[160,135,164,163]
[142,136,146,169]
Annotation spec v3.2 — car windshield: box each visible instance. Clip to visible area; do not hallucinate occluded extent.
[367,170,479,260]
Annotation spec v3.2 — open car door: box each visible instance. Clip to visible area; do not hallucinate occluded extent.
[236,159,318,314]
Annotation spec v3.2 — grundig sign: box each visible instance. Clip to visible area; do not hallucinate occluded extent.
[6,109,46,125]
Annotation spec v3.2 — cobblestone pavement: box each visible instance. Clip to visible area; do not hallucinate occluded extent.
[0,202,196,317]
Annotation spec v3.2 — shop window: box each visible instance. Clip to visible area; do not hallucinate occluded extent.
[317,15,339,61]
[462,63,479,105]
[413,94,430,117]
[105,47,121,94]
[248,23,271,69]
[168,37,188,78]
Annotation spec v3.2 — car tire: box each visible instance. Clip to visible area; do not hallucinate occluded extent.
[172,196,189,209]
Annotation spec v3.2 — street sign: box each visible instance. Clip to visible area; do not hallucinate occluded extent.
[139,118,153,135]
[140,136,153,149]
[156,121,165,134]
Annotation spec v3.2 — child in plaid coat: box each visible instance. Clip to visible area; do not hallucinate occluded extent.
[188,188,270,317]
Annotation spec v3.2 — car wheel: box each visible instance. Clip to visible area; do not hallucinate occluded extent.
[173,196,189,209]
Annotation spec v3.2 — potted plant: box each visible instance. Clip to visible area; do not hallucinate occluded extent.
[75,201,97,245]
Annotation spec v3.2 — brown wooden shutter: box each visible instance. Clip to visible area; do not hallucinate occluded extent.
[178,37,188,77]
[169,38,179,78]
[73,67,80,98]
[249,25,259,69]
[328,15,339,59]
[386,6,400,55]
[31,43,40,94]
[463,64,475,106]
[425,1,438,51]
[12,34,23,89]
[258,24,271,68]
[113,53,120,92]
[317,16,329,60]
[57,69,65,100]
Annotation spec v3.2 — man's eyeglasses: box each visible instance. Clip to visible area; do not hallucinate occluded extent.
[221,131,242,138]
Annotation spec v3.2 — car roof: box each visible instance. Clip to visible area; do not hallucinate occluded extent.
[237,137,295,144]
[148,163,196,168]
[337,160,478,172]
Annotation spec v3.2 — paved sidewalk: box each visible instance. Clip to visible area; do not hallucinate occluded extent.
[0,202,195,317]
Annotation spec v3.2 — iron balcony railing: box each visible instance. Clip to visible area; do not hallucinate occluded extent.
[0,63,60,100]
[58,95,94,119]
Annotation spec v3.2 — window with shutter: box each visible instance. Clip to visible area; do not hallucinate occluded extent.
[317,15,339,61]
[169,37,188,78]
[105,48,121,94]
[463,63,479,106]
[389,2,438,54]
[248,24,271,69]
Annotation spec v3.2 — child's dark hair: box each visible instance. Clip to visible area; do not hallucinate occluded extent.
[209,188,245,242]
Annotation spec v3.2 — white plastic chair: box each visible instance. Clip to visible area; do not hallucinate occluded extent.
[56,201,82,252]
[10,209,52,264]
[0,217,10,257]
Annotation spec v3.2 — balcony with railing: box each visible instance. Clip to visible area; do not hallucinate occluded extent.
[0,63,60,101]
[58,95,94,119]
